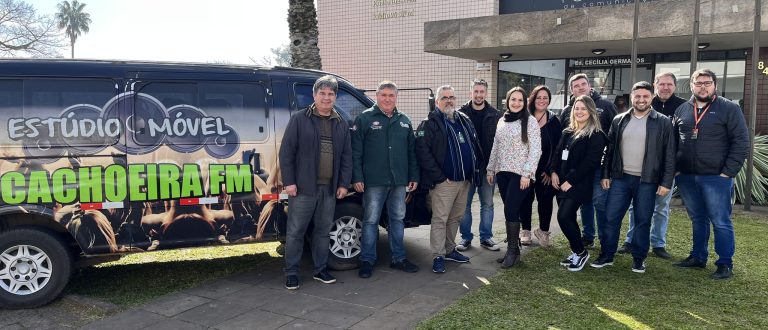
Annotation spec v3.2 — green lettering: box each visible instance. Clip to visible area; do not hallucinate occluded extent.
[181,164,203,197]
[128,165,147,201]
[78,167,103,203]
[27,171,53,204]
[1,172,26,204]
[51,169,77,203]
[104,165,127,201]
[158,164,181,199]
[225,165,253,193]
[209,164,226,195]
[145,164,158,200]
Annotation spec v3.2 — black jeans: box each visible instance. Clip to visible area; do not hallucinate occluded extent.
[557,196,586,254]
[520,177,557,231]
[496,172,531,224]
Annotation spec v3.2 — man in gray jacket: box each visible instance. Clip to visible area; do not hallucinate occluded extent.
[279,75,353,290]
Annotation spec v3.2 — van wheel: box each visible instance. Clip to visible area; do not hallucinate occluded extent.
[327,203,363,271]
[0,229,73,309]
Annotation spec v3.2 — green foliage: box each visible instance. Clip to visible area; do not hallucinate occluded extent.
[735,135,768,205]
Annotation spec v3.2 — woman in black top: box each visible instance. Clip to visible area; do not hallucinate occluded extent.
[550,95,606,272]
[519,85,562,248]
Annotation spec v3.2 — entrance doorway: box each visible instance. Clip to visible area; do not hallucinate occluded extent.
[568,65,653,112]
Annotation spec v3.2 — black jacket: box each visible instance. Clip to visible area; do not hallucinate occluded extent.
[278,105,353,195]
[559,89,617,134]
[415,109,484,189]
[652,94,686,118]
[535,111,563,176]
[673,95,749,177]
[459,101,501,175]
[550,130,607,204]
[601,109,675,189]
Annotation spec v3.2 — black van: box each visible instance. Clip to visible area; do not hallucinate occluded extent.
[0,59,431,308]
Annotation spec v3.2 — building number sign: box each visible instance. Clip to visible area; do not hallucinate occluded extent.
[760,61,768,76]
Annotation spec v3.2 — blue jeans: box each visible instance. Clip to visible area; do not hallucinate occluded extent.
[625,179,674,248]
[459,178,495,242]
[580,169,607,242]
[602,175,658,259]
[676,174,735,267]
[284,185,335,276]
[360,185,407,264]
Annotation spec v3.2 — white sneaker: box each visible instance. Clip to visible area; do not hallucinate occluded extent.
[456,238,471,251]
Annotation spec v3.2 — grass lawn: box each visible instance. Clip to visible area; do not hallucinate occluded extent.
[418,209,768,329]
[64,242,281,308]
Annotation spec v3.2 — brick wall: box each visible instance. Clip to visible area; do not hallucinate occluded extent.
[744,47,768,135]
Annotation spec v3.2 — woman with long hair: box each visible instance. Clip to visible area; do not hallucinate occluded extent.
[486,87,541,268]
[550,95,606,271]
[519,85,562,247]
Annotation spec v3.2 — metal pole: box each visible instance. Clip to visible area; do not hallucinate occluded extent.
[745,0,761,211]
[631,0,639,84]
[691,0,701,74]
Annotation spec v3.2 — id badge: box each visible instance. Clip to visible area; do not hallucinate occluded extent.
[458,132,466,143]
[691,129,698,140]
[562,149,569,160]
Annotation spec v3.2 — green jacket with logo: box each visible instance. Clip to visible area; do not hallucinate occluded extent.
[352,105,420,187]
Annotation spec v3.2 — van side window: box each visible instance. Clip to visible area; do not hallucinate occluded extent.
[199,82,268,142]
[293,83,367,123]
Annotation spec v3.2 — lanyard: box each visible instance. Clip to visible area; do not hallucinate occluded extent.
[693,95,716,131]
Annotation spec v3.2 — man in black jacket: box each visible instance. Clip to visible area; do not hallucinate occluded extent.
[278,75,353,290]
[672,69,749,280]
[559,73,617,249]
[591,81,675,274]
[619,72,687,258]
[456,79,501,252]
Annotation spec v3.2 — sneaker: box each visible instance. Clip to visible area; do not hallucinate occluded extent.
[617,242,631,254]
[567,250,590,272]
[590,255,614,268]
[534,228,552,247]
[560,252,577,266]
[480,239,501,251]
[520,230,532,246]
[582,238,595,249]
[358,261,374,278]
[313,270,336,284]
[632,258,646,273]
[390,259,419,273]
[285,275,299,290]
[711,265,733,279]
[432,256,446,273]
[456,238,471,251]
[674,256,707,268]
[652,247,672,259]
[445,249,470,263]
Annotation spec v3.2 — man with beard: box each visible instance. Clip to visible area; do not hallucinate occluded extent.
[456,79,501,252]
[591,81,674,273]
[672,69,749,280]
[619,72,687,259]
[416,85,483,273]
[559,74,617,249]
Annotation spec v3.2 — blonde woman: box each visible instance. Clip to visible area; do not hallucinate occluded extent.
[549,95,606,272]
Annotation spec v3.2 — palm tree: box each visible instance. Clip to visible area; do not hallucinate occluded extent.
[56,0,91,59]
[287,0,321,70]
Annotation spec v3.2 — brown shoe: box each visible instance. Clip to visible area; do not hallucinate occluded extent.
[520,229,532,246]
[534,228,552,247]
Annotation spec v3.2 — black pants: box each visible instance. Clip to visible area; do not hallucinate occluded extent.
[496,172,531,224]
[520,177,557,231]
[557,196,586,254]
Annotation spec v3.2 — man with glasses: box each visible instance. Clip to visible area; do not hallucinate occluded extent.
[457,79,501,252]
[672,68,748,280]
[416,85,483,273]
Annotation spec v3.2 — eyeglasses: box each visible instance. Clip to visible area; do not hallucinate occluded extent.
[693,81,714,87]
[439,96,457,101]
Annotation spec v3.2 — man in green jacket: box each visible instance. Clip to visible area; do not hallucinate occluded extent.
[352,81,420,278]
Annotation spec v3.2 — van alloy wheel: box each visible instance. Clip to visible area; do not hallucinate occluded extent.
[0,244,52,295]
[329,215,362,260]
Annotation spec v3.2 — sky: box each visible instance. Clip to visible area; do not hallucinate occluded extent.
[28,0,290,64]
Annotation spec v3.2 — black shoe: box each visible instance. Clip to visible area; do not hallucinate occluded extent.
[582,238,595,249]
[590,255,614,268]
[652,247,672,259]
[632,258,646,273]
[313,270,336,284]
[711,265,733,279]
[285,275,299,290]
[358,261,374,278]
[560,252,577,266]
[390,259,419,273]
[617,242,631,254]
[674,256,707,268]
[567,250,590,272]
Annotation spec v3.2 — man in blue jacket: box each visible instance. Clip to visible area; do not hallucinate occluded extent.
[352,81,420,278]
[279,75,353,290]
[672,69,749,280]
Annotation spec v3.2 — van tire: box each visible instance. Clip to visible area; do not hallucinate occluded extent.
[0,228,73,309]
[327,203,363,271]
